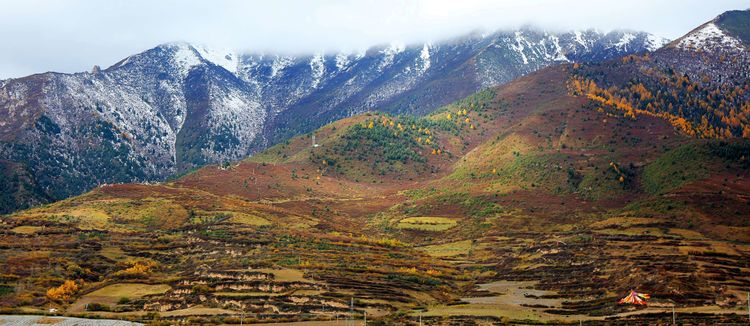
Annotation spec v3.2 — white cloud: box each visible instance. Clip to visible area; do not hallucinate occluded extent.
[0,0,747,78]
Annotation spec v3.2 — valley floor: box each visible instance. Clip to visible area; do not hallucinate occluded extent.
[1,67,749,325]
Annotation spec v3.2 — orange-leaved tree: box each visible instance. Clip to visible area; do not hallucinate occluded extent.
[46,280,80,302]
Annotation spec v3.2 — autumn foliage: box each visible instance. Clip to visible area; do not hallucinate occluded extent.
[569,75,698,136]
[113,261,156,278]
[569,55,750,140]
[46,280,80,302]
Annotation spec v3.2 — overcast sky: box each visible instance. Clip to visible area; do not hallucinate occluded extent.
[0,0,748,79]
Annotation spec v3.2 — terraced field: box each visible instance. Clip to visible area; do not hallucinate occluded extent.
[396,217,458,231]
[1,66,749,324]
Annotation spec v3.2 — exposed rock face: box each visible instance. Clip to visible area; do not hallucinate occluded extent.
[0,28,665,213]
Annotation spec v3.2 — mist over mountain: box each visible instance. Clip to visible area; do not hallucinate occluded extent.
[0,27,665,213]
[1,6,749,326]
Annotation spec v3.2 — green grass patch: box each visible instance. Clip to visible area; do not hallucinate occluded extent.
[454,152,574,195]
[310,114,437,179]
[99,247,134,262]
[623,197,689,215]
[642,143,710,194]
[431,88,498,116]
[396,216,458,231]
[386,273,441,285]
[576,163,632,200]
[10,226,42,234]
[424,192,504,218]
[0,285,14,297]
[87,283,171,298]
[418,240,473,257]
[229,212,271,226]
[191,210,271,226]
[401,187,438,200]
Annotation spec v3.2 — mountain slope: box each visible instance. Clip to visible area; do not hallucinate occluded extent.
[712,9,750,44]
[2,10,748,324]
[574,9,749,139]
[2,63,748,324]
[0,29,665,213]
[263,29,668,145]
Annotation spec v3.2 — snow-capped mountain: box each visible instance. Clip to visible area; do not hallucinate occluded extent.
[0,27,666,213]
[676,23,744,52]
[672,10,749,53]
[655,9,749,92]
[575,10,749,140]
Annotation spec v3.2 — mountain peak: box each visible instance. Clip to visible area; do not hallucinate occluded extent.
[161,42,238,75]
[192,44,239,74]
[0,25,666,214]
[672,10,749,52]
[108,42,238,76]
[675,22,745,52]
[645,33,670,51]
[715,9,750,44]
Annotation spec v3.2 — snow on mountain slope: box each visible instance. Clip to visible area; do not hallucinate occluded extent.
[614,33,636,49]
[171,43,203,76]
[471,29,661,89]
[309,54,326,88]
[419,44,431,73]
[194,45,239,73]
[269,55,295,78]
[378,43,407,71]
[335,53,352,71]
[677,23,745,52]
[0,27,666,213]
[646,34,670,51]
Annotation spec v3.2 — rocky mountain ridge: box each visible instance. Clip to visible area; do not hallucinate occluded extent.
[0,27,667,213]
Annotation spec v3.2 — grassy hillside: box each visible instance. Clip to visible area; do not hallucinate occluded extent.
[641,143,711,194]
[1,66,749,325]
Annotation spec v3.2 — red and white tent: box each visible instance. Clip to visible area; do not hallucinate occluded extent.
[619,290,650,305]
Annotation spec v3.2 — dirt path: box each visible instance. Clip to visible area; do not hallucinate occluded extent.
[420,280,594,322]
[422,279,748,323]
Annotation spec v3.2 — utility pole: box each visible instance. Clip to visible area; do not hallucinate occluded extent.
[348,297,353,326]
[240,304,244,326]
[252,168,259,201]
[672,305,675,325]
[363,311,367,326]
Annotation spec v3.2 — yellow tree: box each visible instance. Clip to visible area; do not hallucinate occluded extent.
[46,280,80,302]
